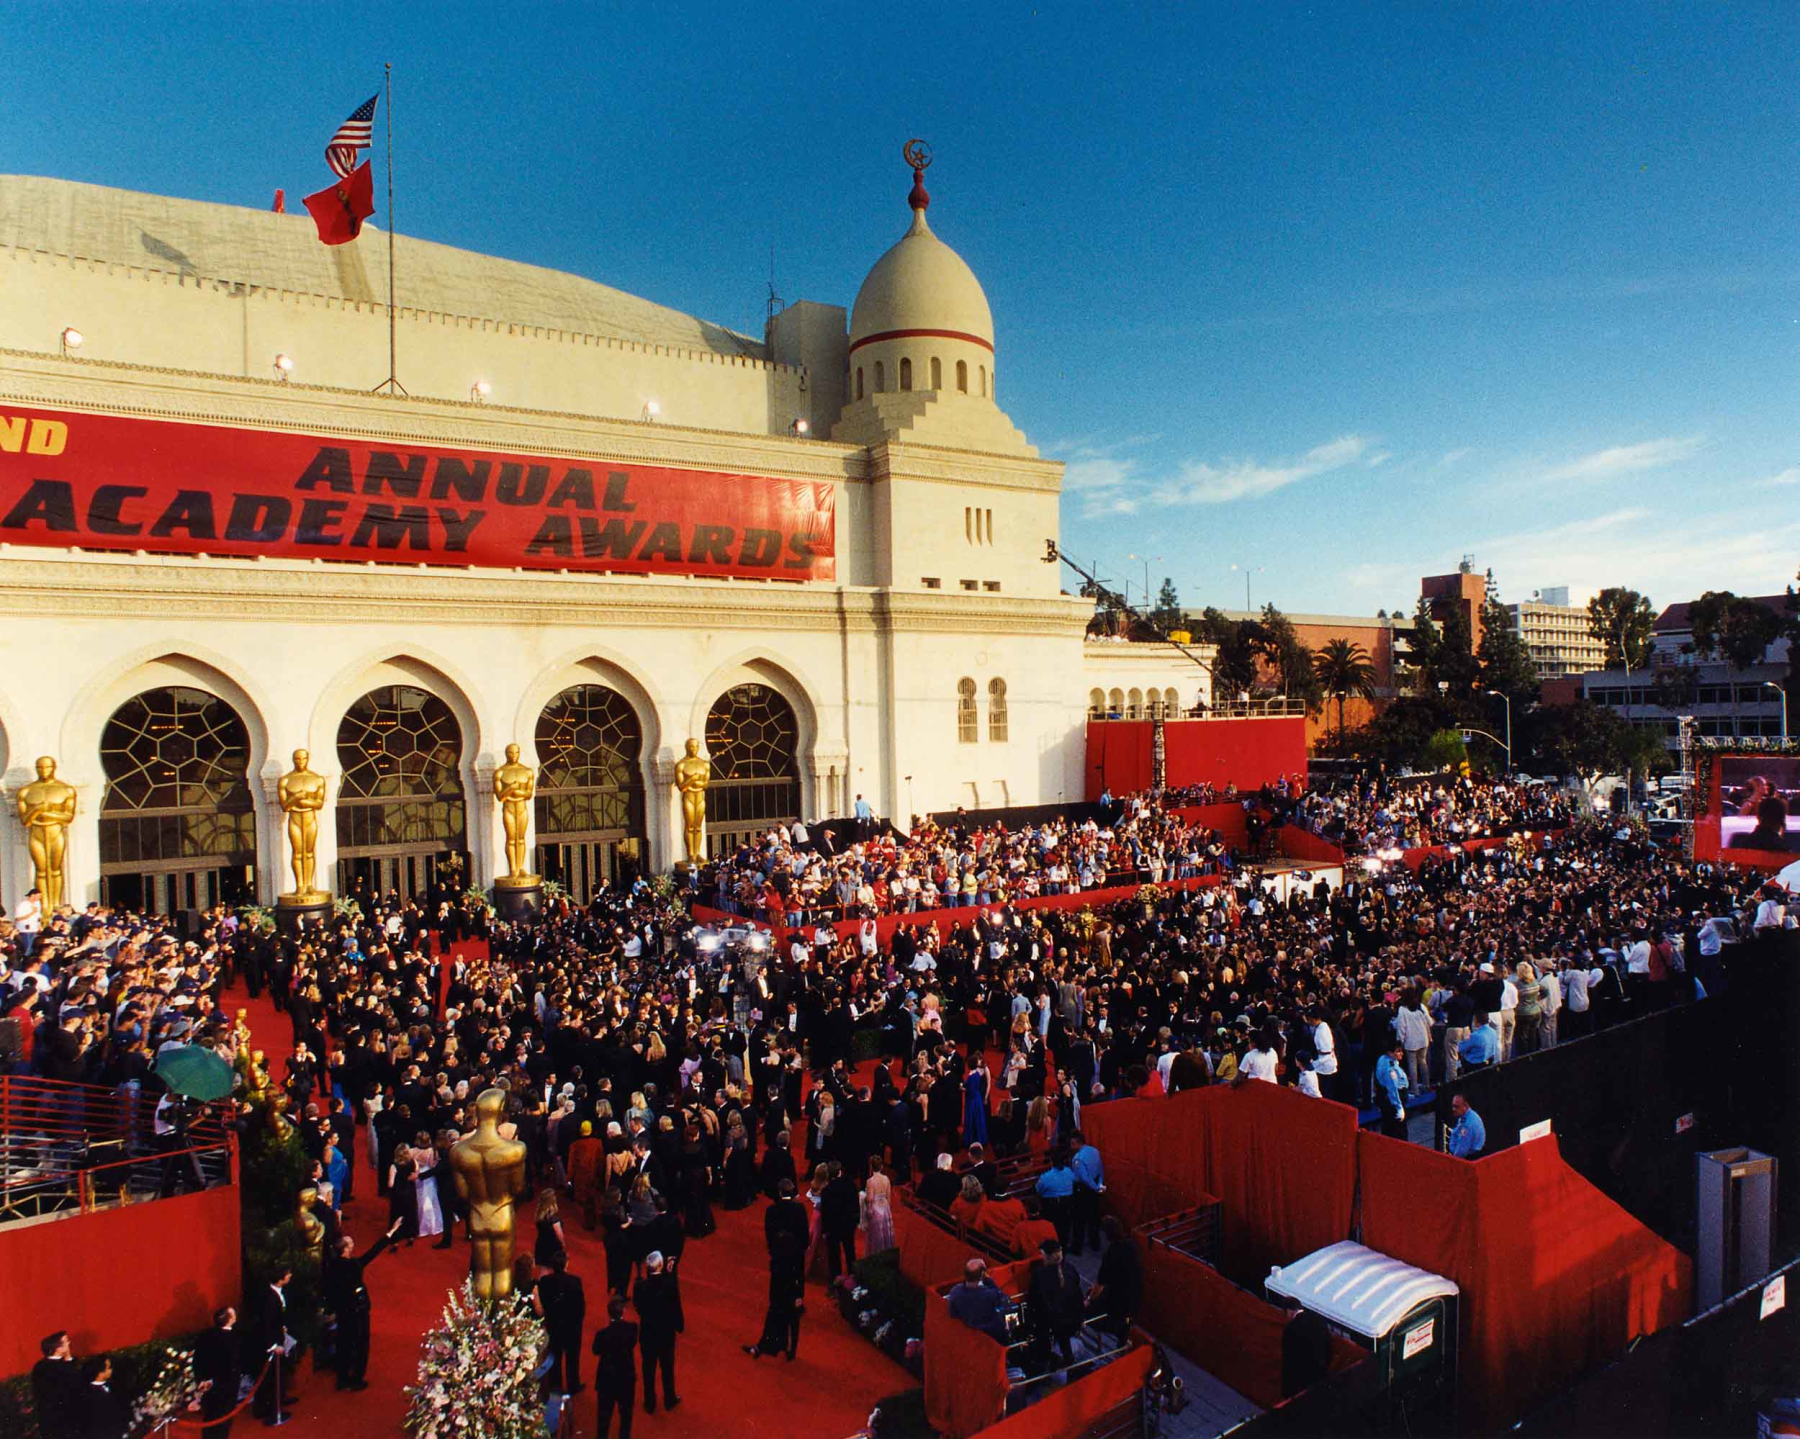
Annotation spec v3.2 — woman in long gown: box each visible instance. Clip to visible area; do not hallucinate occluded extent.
[722,1115,756,1210]
[804,1166,829,1283]
[680,1126,716,1238]
[413,1132,445,1240]
[861,1159,895,1253]
[962,1061,991,1149]
[388,1144,419,1243]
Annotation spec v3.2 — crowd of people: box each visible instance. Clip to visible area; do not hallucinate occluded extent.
[3,762,1781,1435]
[1283,772,1578,855]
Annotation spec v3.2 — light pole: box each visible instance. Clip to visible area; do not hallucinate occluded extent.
[1484,689,1512,773]
[1761,681,1788,742]
[1231,563,1262,613]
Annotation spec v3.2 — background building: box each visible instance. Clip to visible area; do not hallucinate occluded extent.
[0,164,1209,909]
[1508,589,1608,679]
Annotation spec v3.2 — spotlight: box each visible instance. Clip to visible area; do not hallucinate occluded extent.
[273,353,294,380]
[791,417,810,436]
[642,400,661,421]
[471,380,491,403]
[60,326,83,355]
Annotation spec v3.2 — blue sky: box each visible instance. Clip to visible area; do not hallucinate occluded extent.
[6,3,1795,616]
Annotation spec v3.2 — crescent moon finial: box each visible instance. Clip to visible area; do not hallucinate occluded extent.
[903,138,933,172]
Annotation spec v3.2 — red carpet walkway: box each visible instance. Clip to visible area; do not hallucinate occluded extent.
[233,961,910,1438]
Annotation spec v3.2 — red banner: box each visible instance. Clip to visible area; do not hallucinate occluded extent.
[0,405,836,581]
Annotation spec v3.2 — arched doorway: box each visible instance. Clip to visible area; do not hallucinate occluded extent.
[335,685,467,902]
[703,683,800,856]
[99,686,256,914]
[534,685,647,900]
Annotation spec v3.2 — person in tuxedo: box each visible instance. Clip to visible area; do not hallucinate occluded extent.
[323,1218,402,1390]
[81,1357,128,1439]
[536,1249,587,1396]
[195,1306,244,1439]
[820,1161,860,1282]
[745,1179,809,1361]
[591,1295,639,1439]
[1026,1238,1087,1367]
[632,1251,683,1414]
[245,1269,293,1422]
[30,1332,82,1438]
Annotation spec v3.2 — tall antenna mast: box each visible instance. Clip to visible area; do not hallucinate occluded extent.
[372,62,407,396]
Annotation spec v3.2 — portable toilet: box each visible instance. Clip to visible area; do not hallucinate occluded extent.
[1266,1241,1459,1396]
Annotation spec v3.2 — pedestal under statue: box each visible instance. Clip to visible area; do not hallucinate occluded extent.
[491,743,543,920]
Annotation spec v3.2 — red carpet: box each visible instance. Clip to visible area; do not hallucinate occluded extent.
[231,952,912,1438]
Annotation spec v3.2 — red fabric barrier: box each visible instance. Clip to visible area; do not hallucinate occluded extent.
[1275,826,1346,866]
[0,1183,241,1376]
[1358,1131,1692,1430]
[1138,1237,1294,1409]
[925,1261,1029,1438]
[1082,1085,1358,1288]
[1395,829,1565,872]
[895,1199,984,1292]
[1086,718,1307,800]
[974,1341,1155,1439]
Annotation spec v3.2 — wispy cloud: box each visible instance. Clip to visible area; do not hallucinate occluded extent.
[1541,434,1704,483]
[1053,433,1373,518]
[1439,447,1473,466]
[1758,465,1800,488]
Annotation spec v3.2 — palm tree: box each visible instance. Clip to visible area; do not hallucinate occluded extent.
[1313,638,1377,742]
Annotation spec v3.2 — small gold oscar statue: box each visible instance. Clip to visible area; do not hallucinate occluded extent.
[672,737,712,870]
[16,756,76,909]
[449,1088,528,1303]
[276,750,329,905]
[492,744,538,886]
[295,1185,326,1257]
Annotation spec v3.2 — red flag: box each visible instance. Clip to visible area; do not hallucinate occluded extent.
[302,161,375,246]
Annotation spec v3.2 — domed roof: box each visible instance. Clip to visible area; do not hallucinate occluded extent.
[849,169,993,352]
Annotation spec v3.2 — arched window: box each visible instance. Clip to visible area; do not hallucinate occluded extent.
[873,361,886,394]
[957,678,978,743]
[956,360,968,393]
[1108,688,1124,717]
[99,686,255,912]
[899,357,912,391]
[856,367,864,400]
[1146,697,1163,721]
[1165,687,1181,716]
[1127,688,1143,720]
[534,684,647,899]
[930,357,942,390]
[988,678,1009,742]
[979,364,987,397]
[336,684,467,900]
[704,683,800,855]
[1088,688,1105,719]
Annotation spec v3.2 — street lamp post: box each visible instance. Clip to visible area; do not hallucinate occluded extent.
[1484,689,1512,774]
[1231,563,1262,613]
[1761,681,1788,742]
[1129,553,1162,612]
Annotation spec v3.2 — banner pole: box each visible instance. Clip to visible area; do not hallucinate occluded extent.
[374,62,406,396]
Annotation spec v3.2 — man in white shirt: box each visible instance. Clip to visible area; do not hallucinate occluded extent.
[1537,966,1561,1048]
[1307,1006,1339,1103]
[12,889,42,959]
[1497,968,1518,1063]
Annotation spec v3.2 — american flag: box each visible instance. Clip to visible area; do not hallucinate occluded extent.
[325,94,378,179]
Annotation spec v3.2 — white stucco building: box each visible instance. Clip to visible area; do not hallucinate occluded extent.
[0,158,1208,910]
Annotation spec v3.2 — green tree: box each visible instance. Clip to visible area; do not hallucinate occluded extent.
[1314,638,1377,741]
[1194,607,1260,700]
[1151,577,1182,631]
[1419,727,1469,773]
[1522,698,1630,781]
[1347,693,1460,768]
[1477,585,1540,703]
[1587,587,1657,670]
[1402,597,1441,692]
[1434,601,1481,696]
[1260,602,1325,709]
[1688,590,1783,672]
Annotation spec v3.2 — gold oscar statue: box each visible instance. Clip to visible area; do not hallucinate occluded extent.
[491,743,539,887]
[449,1088,528,1303]
[294,1185,325,1257]
[276,749,329,903]
[672,737,712,868]
[16,756,76,909]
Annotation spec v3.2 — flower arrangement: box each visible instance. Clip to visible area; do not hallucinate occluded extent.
[1135,884,1165,905]
[404,1282,547,1439]
[128,1346,202,1437]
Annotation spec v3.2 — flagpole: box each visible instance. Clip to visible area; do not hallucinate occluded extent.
[373,61,406,395]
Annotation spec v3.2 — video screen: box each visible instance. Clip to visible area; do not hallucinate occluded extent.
[1719,756,1800,854]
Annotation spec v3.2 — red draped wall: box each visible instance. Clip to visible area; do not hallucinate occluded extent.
[1172,801,1250,847]
[1081,1085,1359,1287]
[1357,1132,1691,1429]
[895,1200,982,1293]
[0,1184,241,1376]
[1086,718,1307,800]
[1275,826,1346,866]
[973,1341,1155,1439]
